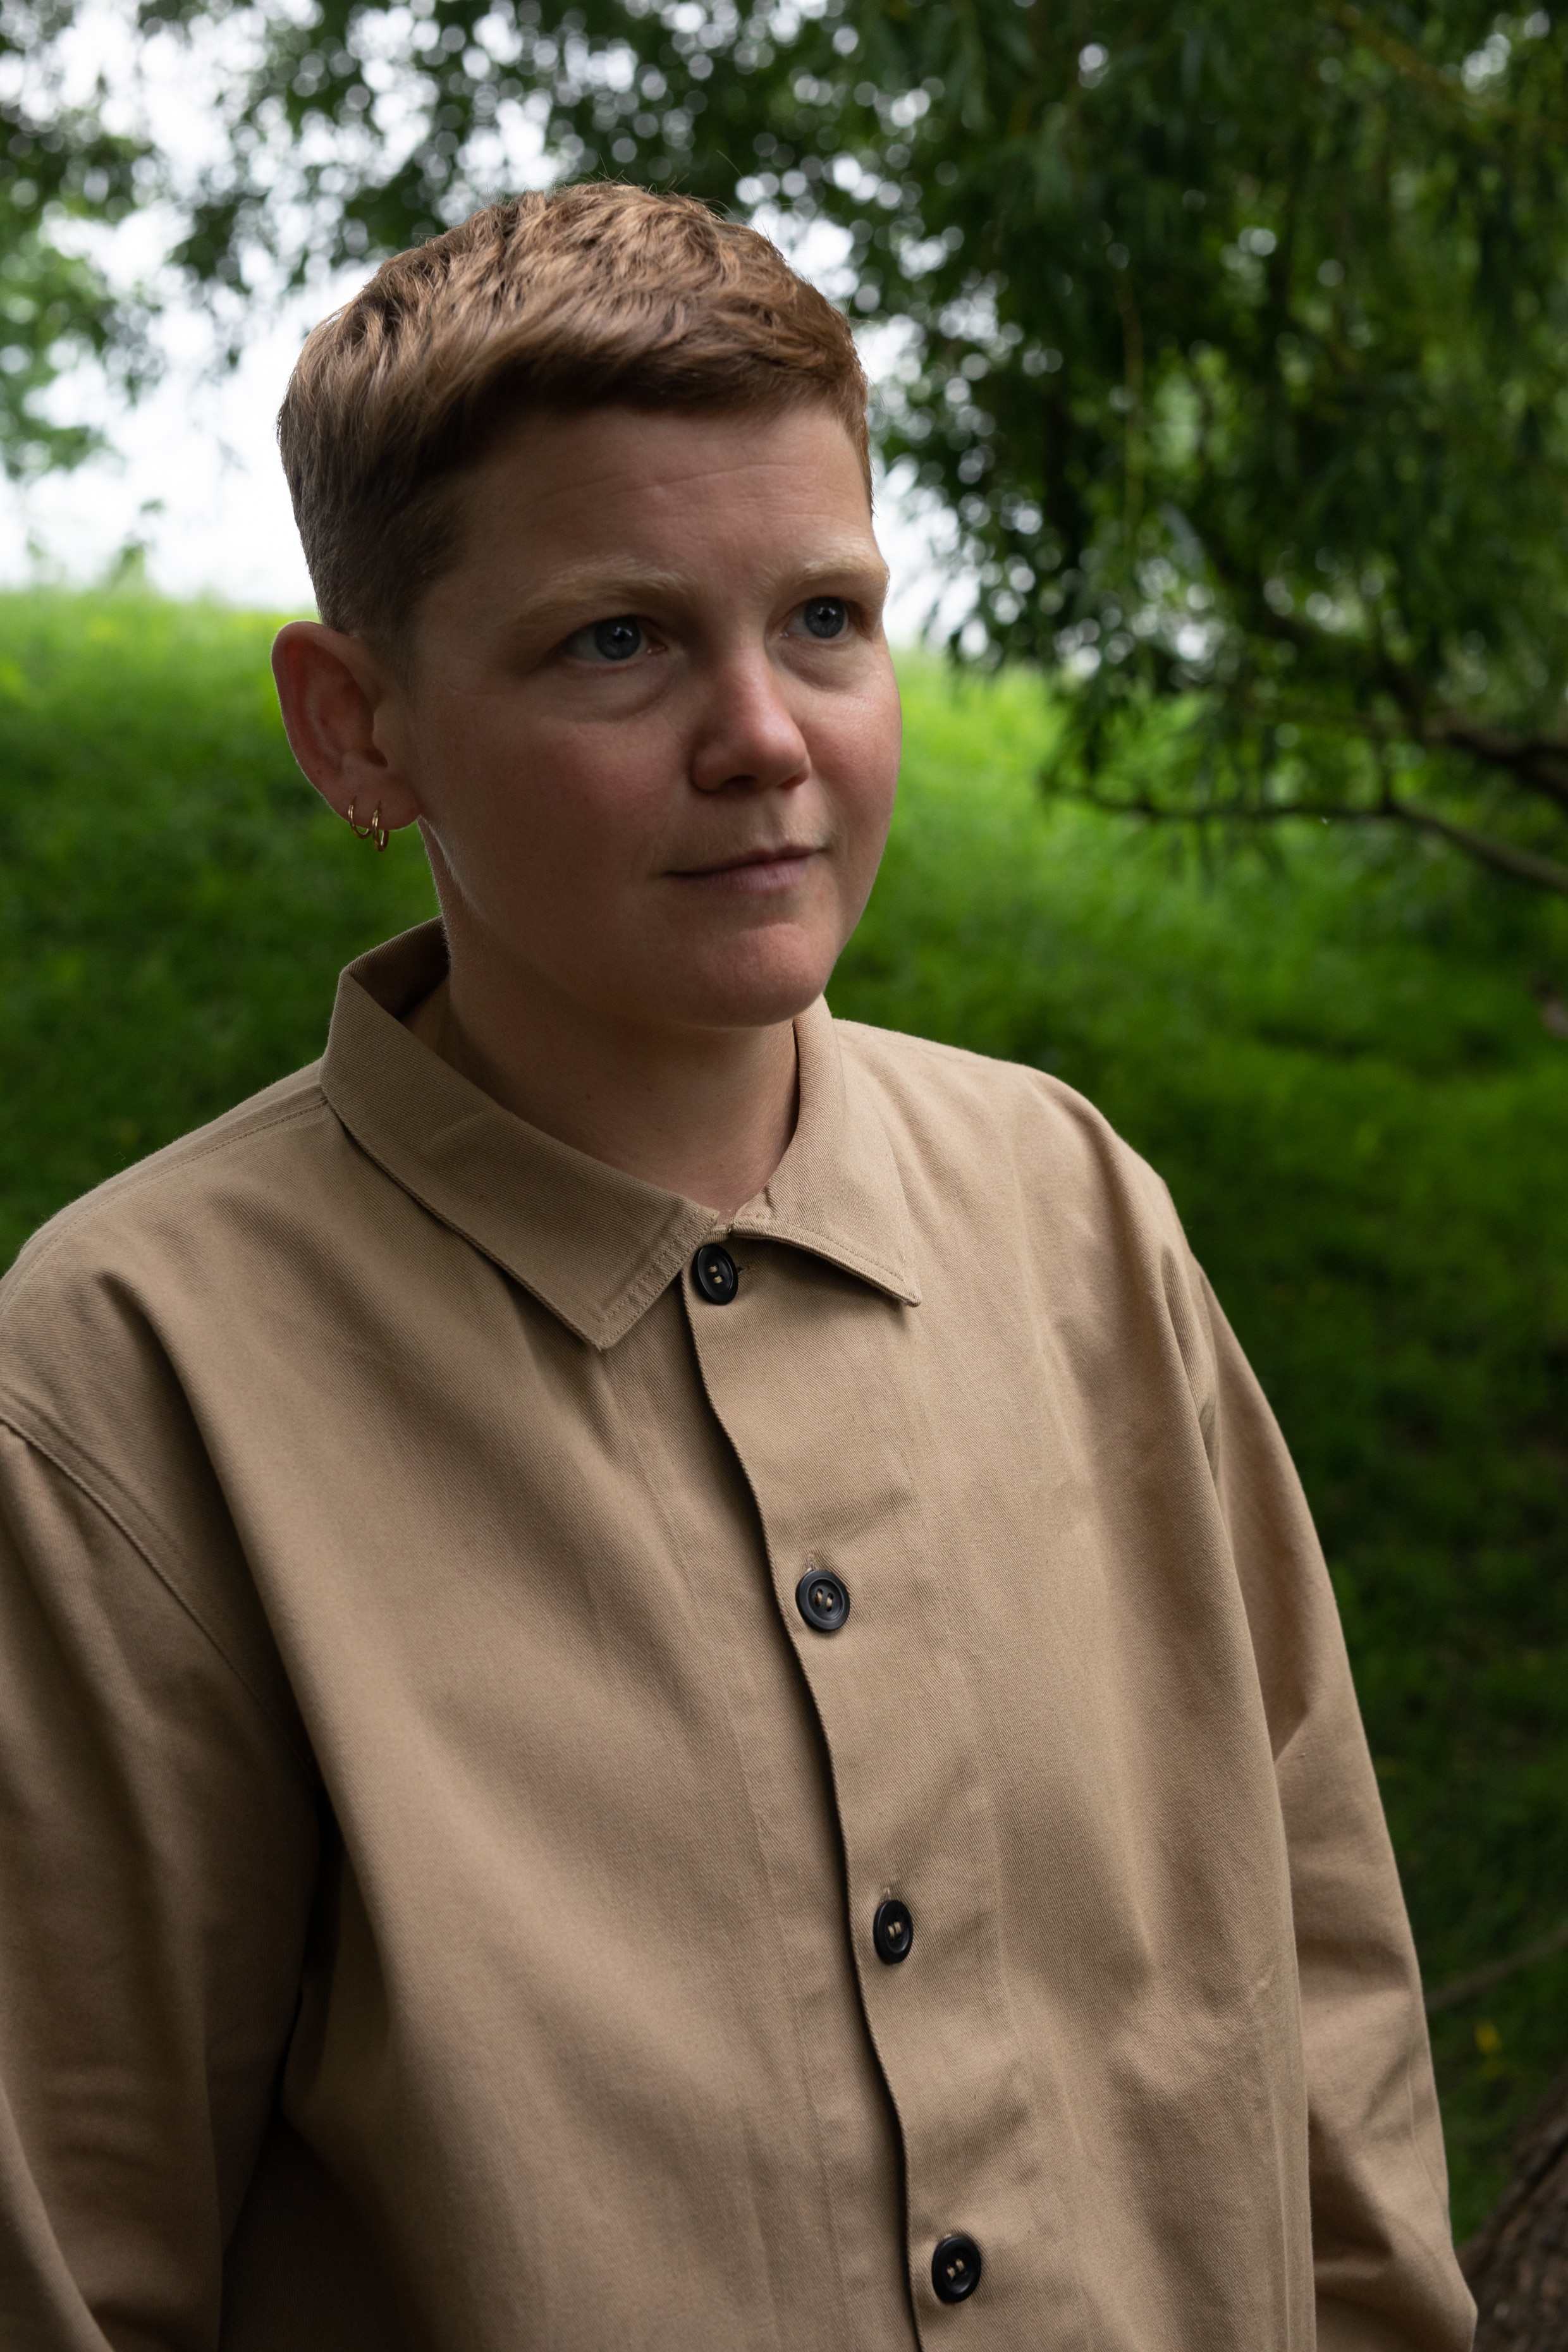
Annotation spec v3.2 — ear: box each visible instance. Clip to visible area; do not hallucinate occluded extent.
[271,622,424,835]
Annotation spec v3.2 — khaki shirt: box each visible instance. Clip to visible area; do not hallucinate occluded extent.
[0,920,1472,2352]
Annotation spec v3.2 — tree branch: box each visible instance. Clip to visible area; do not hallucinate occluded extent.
[1424,1918,1568,2017]
[1208,627,1568,822]
[1065,778,1568,895]
[1187,544,1568,823]
[1419,714,1568,818]
[1388,798,1568,893]
[1322,1,1562,145]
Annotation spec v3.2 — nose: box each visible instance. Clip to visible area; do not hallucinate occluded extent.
[688,652,811,796]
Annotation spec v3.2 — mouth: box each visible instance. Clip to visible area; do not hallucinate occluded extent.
[670,843,823,895]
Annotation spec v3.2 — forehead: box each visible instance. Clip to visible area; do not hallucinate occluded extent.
[451,401,878,581]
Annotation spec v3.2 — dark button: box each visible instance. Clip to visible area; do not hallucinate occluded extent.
[931,2233,982,2305]
[873,1898,914,1964]
[795,1565,850,1632]
[692,1244,738,1304]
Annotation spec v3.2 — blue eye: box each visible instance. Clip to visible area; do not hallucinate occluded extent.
[566,615,644,662]
[591,616,642,661]
[800,598,849,639]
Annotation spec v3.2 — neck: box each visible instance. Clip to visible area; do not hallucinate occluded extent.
[408,952,800,1220]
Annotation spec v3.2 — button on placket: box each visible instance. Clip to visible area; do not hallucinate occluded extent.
[681,1238,1053,2332]
[691,1243,739,1304]
[795,1564,850,1632]
[931,2232,983,2304]
[873,1897,913,1964]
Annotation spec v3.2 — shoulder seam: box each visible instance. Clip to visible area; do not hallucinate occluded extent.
[836,1019,1085,1095]
[838,1019,1120,1132]
[0,1411,319,1787]
[7,1094,333,1299]
[834,1018,986,1065]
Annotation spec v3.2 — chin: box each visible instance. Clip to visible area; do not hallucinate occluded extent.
[661,943,838,1033]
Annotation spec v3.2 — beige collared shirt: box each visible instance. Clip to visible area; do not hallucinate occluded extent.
[0,921,1472,2352]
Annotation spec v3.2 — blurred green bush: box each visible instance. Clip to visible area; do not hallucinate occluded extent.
[3,588,1566,2236]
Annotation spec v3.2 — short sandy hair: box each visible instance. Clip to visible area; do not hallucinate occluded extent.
[278,183,870,649]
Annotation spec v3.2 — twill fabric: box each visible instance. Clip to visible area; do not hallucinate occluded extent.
[0,920,1474,2352]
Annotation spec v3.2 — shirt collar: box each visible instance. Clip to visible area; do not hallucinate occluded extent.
[320,921,921,1352]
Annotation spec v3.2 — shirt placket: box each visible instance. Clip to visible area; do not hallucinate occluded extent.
[682,1236,1090,2348]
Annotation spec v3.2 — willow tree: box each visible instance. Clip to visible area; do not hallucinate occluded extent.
[11,0,1568,885]
[0,0,146,476]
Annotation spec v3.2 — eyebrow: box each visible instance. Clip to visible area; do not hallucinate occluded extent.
[500,544,891,638]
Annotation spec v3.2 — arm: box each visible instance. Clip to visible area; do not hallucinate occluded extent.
[1196,1273,1476,2352]
[0,1426,320,2352]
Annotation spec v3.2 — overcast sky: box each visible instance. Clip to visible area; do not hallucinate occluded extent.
[1,287,337,611]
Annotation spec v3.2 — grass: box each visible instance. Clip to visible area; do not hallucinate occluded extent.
[5,587,1568,2236]
[0,590,437,1246]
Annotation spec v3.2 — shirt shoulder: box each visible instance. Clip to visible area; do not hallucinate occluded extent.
[0,1074,331,1774]
[0,1060,360,1464]
[3,1060,333,1306]
[833,1017,1183,1245]
[833,1018,1219,1424]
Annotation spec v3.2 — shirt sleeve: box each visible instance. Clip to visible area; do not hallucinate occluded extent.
[1193,1271,1476,2352]
[0,1424,321,2352]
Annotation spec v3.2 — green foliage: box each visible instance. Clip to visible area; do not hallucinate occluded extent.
[0,590,434,1247]
[4,591,1568,2233]
[71,0,1568,888]
[0,0,150,477]
[838,663,1568,2233]
[14,0,1568,882]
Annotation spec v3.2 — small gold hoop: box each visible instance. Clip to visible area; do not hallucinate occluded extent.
[346,799,389,852]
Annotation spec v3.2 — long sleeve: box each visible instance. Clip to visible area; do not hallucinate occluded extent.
[0,968,1489,2348]
[1197,1273,1476,2352]
[0,1425,321,2351]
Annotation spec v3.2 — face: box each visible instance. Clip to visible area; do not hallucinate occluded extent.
[290,401,901,1042]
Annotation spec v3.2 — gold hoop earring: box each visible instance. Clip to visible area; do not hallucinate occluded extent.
[346,799,389,852]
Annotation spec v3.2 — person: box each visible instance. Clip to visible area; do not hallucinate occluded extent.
[0,183,1474,2352]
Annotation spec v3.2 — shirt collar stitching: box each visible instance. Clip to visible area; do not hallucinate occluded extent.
[323,922,922,1346]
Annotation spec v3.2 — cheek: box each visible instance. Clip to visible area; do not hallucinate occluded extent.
[819,694,902,870]
[427,705,671,886]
